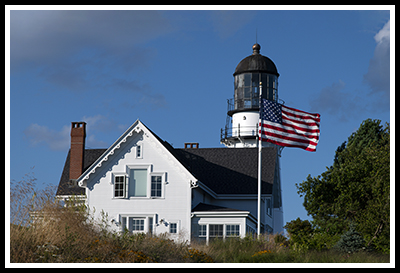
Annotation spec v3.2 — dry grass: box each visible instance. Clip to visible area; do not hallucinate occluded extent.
[9,173,389,263]
[9,173,213,263]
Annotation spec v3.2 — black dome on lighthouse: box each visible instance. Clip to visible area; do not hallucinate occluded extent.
[233,43,279,77]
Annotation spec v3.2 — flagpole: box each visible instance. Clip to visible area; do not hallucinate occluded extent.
[257,81,263,239]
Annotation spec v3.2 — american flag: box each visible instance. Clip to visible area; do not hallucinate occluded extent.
[259,98,320,152]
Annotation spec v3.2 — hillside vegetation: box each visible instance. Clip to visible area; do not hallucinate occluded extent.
[9,178,389,263]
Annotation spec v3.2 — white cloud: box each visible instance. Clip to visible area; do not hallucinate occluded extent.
[11,10,173,71]
[374,20,390,45]
[23,115,127,151]
[24,123,70,151]
[10,10,172,109]
[82,114,127,134]
[363,20,390,98]
[309,80,359,122]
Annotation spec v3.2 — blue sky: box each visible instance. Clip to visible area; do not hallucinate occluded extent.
[8,7,392,226]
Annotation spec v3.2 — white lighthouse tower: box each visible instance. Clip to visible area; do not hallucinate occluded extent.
[221,43,284,233]
[221,43,280,148]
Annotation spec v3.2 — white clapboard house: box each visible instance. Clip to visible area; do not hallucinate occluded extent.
[56,44,284,243]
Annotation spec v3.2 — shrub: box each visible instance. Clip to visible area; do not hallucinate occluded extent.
[334,224,366,254]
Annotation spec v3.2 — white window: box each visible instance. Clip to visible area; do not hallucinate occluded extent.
[226,225,240,237]
[198,225,207,237]
[198,224,241,242]
[120,215,154,234]
[169,223,177,234]
[113,174,126,198]
[209,224,223,239]
[151,175,162,197]
[113,165,165,199]
[130,218,145,231]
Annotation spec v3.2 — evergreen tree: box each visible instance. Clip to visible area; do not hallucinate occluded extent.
[335,223,365,254]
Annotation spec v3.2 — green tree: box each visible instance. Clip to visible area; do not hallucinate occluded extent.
[296,119,390,253]
[335,223,366,254]
[284,218,314,247]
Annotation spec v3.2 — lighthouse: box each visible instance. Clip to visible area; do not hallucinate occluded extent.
[221,43,284,233]
[221,43,280,148]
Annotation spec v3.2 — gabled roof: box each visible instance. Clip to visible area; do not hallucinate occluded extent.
[75,119,197,188]
[56,120,277,196]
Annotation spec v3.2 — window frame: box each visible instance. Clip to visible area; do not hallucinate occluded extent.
[169,223,177,234]
[150,172,165,198]
[125,164,151,198]
[112,173,127,199]
[119,214,156,234]
[112,165,166,199]
[266,197,272,217]
[225,224,240,237]
[198,223,242,243]
[136,144,143,159]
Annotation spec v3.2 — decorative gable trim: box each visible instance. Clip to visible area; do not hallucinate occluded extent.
[77,119,197,188]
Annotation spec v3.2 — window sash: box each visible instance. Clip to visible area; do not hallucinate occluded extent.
[198,225,207,237]
[130,218,145,231]
[209,224,223,238]
[151,175,162,197]
[226,225,240,237]
[169,223,177,234]
[114,175,126,198]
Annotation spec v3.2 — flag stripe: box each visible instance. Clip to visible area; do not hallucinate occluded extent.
[259,98,320,152]
[260,136,317,152]
[260,124,319,146]
[283,105,321,120]
[261,122,319,141]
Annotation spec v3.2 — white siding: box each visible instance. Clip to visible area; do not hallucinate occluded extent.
[84,129,192,241]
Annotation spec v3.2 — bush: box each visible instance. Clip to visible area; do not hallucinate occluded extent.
[334,224,366,254]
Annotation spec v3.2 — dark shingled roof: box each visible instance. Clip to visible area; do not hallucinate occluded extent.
[172,147,276,195]
[56,149,106,196]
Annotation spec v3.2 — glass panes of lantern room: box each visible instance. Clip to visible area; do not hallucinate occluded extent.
[234,73,278,110]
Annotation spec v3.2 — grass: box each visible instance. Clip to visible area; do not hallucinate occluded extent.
[192,236,390,263]
[9,174,390,263]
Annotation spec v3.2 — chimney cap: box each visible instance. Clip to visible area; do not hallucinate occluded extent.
[71,121,86,128]
[184,142,199,149]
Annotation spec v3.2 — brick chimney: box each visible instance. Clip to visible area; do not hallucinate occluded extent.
[69,122,86,181]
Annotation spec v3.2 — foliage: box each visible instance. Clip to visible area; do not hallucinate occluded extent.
[9,170,390,263]
[334,223,366,254]
[284,218,313,247]
[296,119,390,253]
[284,218,340,251]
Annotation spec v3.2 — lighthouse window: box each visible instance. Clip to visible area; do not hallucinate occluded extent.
[244,87,251,98]
[244,73,251,86]
[234,73,278,110]
[252,73,259,86]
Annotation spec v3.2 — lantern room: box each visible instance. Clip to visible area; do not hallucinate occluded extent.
[221,43,280,147]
